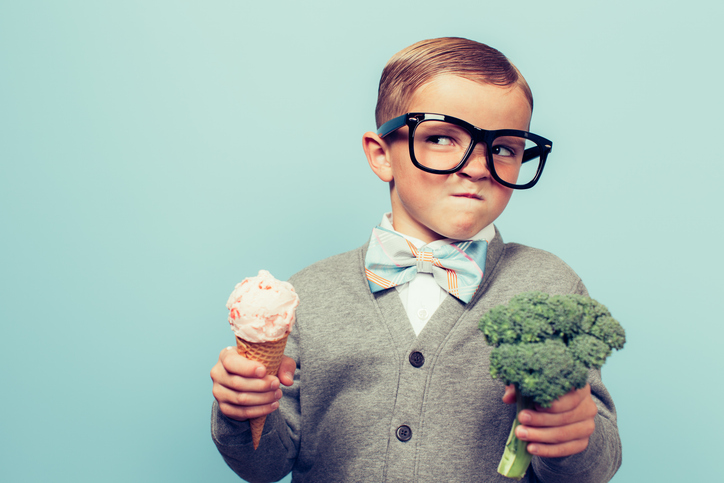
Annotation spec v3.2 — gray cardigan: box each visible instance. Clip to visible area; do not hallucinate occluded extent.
[212,229,622,482]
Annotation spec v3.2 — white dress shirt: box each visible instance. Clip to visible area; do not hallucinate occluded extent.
[379,213,495,335]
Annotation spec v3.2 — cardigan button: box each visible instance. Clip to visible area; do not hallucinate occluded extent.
[409,351,425,368]
[396,425,412,442]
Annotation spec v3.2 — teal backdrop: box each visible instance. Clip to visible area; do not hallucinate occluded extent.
[1,1,722,482]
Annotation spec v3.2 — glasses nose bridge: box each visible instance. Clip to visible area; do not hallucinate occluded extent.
[464,132,490,165]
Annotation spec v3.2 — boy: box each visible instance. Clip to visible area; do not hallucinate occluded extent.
[210,37,621,482]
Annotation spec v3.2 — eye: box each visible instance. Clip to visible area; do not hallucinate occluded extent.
[492,144,515,157]
[426,135,455,146]
[414,121,471,151]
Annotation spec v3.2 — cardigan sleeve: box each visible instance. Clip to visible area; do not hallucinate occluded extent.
[210,320,302,482]
[528,265,622,482]
[530,367,622,482]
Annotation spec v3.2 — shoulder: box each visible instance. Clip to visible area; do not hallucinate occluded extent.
[501,241,573,269]
[484,232,587,297]
[287,245,378,328]
[288,245,369,300]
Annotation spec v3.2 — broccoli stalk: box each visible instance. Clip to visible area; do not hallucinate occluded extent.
[498,390,536,478]
[479,292,625,481]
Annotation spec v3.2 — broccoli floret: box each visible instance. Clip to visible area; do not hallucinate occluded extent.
[479,292,625,480]
[480,293,556,346]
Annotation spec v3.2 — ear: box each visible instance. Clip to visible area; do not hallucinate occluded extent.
[362,131,394,182]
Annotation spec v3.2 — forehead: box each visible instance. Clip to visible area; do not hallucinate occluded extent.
[407,75,532,131]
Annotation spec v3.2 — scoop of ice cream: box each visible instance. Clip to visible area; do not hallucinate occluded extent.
[226,270,300,343]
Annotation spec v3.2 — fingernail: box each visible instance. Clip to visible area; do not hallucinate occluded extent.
[517,427,528,439]
[271,401,280,410]
[284,372,293,382]
[519,412,531,424]
[270,379,280,390]
[275,389,283,400]
[527,444,537,454]
[255,366,265,377]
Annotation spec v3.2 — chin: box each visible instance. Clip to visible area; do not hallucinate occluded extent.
[439,224,484,241]
[455,217,489,236]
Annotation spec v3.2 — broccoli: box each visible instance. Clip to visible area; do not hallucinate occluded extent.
[478,292,625,480]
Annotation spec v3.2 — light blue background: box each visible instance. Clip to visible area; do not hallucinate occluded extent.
[1,1,722,482]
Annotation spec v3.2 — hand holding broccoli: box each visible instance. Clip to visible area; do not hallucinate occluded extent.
[479,292,625,480]
[503,382,598,458]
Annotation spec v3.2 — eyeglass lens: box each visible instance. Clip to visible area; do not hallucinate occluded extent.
[412,120,542,187]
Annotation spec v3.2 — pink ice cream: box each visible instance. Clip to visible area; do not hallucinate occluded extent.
[226,270,300,343]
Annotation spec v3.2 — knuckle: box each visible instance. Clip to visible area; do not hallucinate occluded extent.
[210,363,225,381]
[235,392,251,406]
[247,406,267,418]
[220,353,234,371]
[219,347,235,363]
[233,375,257,392]
[579,437,590,450]
[243,404,271,420]
[552,430,568,445]
[543,445,561,458]
[586,403,599,418]
[219,403,247,421]
[536,444,556,458]
[556,425,576,444]
[228,375,243,391]
[556,411,574,426]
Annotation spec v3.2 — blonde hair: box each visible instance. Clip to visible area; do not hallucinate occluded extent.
[375,37,533,128]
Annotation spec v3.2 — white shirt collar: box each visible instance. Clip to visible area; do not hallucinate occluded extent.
[379,212,495,249]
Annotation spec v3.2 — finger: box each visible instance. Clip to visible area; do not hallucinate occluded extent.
[213,383,283,408]
[502,384,517,405]
[220,348,267,378]
[218,398,281,422]
[277,356,296,387]
[535,384,590,414]
[526,438,590,458]
[211,357,280,395]
[515,418,595,446]
[211,358,277,392]
[223,373,281,393]
[519,394,598,428]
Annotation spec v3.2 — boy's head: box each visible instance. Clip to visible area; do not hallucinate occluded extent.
[374,37,533,129]
[363,38,550,244]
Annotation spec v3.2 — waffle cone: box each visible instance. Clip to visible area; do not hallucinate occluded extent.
[235,334,289,450]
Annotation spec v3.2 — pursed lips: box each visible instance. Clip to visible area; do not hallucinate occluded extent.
[452,192,483,200]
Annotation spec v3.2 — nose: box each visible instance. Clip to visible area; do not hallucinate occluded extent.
[457,143,490,180]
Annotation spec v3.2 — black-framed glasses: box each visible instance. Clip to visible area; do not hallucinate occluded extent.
[377,113,553,189]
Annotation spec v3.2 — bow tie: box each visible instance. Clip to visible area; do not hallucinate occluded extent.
[364,226,488,304]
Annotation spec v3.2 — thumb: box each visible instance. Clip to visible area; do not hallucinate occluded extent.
[277,356,296,386]
[502,384,517,405]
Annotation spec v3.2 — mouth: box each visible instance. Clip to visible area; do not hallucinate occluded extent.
[452,193,483,200]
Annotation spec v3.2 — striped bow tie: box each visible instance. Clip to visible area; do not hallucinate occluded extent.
[364,226,488,304]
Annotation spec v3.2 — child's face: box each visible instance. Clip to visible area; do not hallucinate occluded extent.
[368,75,532,243]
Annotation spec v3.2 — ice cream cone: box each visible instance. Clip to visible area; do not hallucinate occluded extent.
[235,334,289,450]
[226,270,298,450]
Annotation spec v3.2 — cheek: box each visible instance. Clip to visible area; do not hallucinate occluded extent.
[394,166,441,204]
[494,164,521,183]
[488,185,514,214]
[497,186,514,214]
